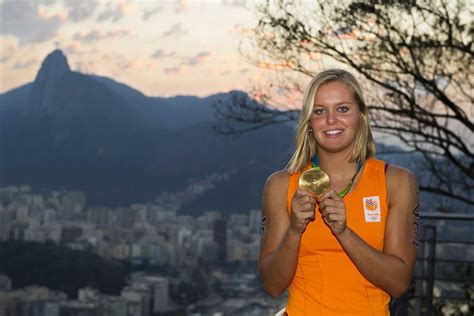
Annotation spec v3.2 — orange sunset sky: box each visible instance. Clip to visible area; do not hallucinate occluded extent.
[0,0,272,97]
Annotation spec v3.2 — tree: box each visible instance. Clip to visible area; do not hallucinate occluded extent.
[216,0,473,207]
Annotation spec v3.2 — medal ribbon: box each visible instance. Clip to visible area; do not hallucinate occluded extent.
[312,155,362,198]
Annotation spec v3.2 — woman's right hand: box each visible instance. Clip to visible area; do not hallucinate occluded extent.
[290,189,317,234]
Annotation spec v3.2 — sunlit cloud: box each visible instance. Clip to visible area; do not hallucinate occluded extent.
[221,0,245,8]
[142,6,163,20]
[62,42,98,56]
[174,0,188,14]
[230,24,255,36]
[160,51,211,75]
[0,0,65,43]
[162,23,187,37]
[164,65,185,75]
[184,51,211,66]
[1,0,259,97]
[13,58,39,70]
[64,0,99,22]
[0,38,18,64]
[257,62,291,70]
[73,29,132,43]
[151,49,176,59]
[97,2,135,23]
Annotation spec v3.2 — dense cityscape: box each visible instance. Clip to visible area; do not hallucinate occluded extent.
[0,186,286,316]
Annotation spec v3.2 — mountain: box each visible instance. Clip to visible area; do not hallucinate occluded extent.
[0,50,293,214]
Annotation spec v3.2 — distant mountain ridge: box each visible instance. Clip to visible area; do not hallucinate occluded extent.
[0,50,293,214]
[1,50,450,215]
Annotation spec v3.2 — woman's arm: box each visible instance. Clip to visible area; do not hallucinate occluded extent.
[258,170,316,297]
[319,165,419,297]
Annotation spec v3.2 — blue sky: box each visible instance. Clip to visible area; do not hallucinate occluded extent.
[0,0,268,97]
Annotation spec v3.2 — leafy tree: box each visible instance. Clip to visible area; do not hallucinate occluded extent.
[217,0,473,207]
[0,241,127,298]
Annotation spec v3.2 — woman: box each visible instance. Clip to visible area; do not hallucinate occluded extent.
[259,69,419,315]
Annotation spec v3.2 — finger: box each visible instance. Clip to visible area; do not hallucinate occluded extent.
[327,189,342,201]
[298,212,315,224]
[300,195,317,204]
[322,214,331,226]
[326,213,344,222]
[319,188,334,201]
[322,202,345,213]
[296,189,314,197]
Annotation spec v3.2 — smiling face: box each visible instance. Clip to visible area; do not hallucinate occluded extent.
[310,80,361,155]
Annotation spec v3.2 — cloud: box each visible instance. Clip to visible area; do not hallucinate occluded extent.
[184,51,210,66]
[0,0,65,43]
[62,42,97,56]
[151,49,175,59]
[230,24,255,35]
[142,6,163,20]
[162,24,186,37]
[164,66,185,75]
[0,40,18,64]
[174,0,188,14]
[73,29,131,43]
[13,58,39,69]
[64,0,98,22]
[161,51,210,75]
[97,2,135,23]
[221,0,245,8]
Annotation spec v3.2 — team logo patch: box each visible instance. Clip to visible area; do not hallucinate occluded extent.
[363,196,381,222]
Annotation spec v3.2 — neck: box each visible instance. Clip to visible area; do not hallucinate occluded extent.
[316,149,358,182]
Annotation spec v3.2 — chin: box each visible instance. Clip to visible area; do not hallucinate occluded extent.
[318,142,354,154]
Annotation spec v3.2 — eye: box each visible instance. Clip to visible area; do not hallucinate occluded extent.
[313,108,325,115]
[337,105,349,113]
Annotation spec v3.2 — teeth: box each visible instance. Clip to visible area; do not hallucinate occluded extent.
[325,129,343,135]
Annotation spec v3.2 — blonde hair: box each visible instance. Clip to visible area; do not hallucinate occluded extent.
[286,69,375,173]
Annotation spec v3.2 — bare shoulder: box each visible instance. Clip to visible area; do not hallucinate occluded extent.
[386,164,419,206]
[264,169,291,196]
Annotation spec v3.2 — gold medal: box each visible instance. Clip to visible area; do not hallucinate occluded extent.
[298,168,330,197]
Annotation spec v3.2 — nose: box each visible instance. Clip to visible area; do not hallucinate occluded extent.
[326,110,338,125]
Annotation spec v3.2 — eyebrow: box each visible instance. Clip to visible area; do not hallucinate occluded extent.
[313,101,355,107]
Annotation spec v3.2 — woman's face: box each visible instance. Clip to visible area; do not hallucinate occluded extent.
[310,80,361,155]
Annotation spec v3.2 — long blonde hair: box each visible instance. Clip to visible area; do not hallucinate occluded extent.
[286,69,375,173]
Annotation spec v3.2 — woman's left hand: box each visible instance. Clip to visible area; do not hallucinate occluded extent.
[318,189,347,235]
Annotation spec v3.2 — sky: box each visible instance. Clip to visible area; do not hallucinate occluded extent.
[0,0,269,97]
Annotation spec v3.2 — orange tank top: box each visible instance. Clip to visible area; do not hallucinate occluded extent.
[285,158,390,315]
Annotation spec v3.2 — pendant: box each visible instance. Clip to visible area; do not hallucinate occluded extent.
[298,168,330,197]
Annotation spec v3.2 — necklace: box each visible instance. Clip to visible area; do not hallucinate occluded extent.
[312,155,362,198]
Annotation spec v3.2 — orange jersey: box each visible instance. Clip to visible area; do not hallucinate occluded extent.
[285,158,390,315]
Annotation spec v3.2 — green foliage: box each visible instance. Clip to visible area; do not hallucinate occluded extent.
[0,241,128,298]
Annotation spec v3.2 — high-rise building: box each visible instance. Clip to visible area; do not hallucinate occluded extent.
[142,276,169,314]
[213,219,227,262]
[0,208,11,241]
[87,207,111,226]
[59,191,86,220]
[43,302,60,316]
[116,207,136,229]
[249,209,261,233]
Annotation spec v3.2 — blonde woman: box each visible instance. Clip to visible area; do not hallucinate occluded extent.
[259,69,419,315]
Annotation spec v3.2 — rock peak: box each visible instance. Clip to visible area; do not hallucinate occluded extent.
[35,49,70,83]
[30,49,71,110]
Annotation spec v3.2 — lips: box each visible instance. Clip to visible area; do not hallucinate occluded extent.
[323,129,343,135]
